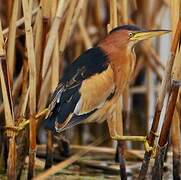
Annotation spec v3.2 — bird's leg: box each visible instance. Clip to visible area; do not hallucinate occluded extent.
[107,103,123,140]
[16,108,49,131]
[106,102,158,154]
[107,118,123,140]
[111,135,157,154]
[55,134,70,157]
[107,101,127,179]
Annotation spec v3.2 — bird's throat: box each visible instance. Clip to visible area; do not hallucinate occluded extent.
[109,48,136,95]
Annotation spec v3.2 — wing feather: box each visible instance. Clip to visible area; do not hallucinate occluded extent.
[44,47,114,132]
[74,65,114,115]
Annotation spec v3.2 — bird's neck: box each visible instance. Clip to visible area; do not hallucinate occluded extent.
[99,43,136,95]
[99,42,136,68]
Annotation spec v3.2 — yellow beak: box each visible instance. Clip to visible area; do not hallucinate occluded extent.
[130,30,171,41]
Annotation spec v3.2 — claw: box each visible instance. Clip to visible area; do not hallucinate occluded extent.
[143,139,157,157]
[111,134,122,140]
[110,135,156,155]
[17,119,30,131]
[143,139,153,152]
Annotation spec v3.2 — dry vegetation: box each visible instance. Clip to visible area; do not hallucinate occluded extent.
[0,0,181,179]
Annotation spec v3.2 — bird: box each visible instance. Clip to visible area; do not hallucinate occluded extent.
[44,25,170,143]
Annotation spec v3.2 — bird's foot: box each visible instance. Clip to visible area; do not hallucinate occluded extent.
[16,119,30,131]
[111,134,122,140]
[111,135,156,155]
[144,140,157,157]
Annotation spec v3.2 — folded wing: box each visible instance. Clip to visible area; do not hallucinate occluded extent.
[44,47,115,132]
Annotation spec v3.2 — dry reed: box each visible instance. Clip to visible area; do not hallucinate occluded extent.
[0,0,180,179]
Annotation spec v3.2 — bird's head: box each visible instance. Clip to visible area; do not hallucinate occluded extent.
[101,25,170,51]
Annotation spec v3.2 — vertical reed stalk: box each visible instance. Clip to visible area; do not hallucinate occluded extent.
[146,65,152,129]
[7,1,13,24]
[59,0,77,54]
[42,0,69,79]
[38,68,51,112]
[22,0,37,178]
[7,134,16,180]
[16,61,29,117]
[152,80,180,180]
[69,0,85,37]
[120,0,128,24]
[0,19,16,180]
[78,17,92,49]
[171,110,181,180]
[38,0,51,99]
[51,0,60,91]
[45,0,58,169]
[171,1,181,179]
[34,5,43,96]
[108,0,117,32]
[6,0,20,86]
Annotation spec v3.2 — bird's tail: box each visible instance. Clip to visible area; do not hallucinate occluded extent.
[43,110,97,133]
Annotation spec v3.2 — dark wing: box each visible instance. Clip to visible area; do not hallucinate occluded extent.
[44,47,113,132]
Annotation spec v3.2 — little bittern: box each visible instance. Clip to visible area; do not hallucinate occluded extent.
[44,25,170,150]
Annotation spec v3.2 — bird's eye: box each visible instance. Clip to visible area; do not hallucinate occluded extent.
[129,32,133,37]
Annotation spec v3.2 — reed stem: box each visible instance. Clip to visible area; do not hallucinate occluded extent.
[152,80,180,180]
